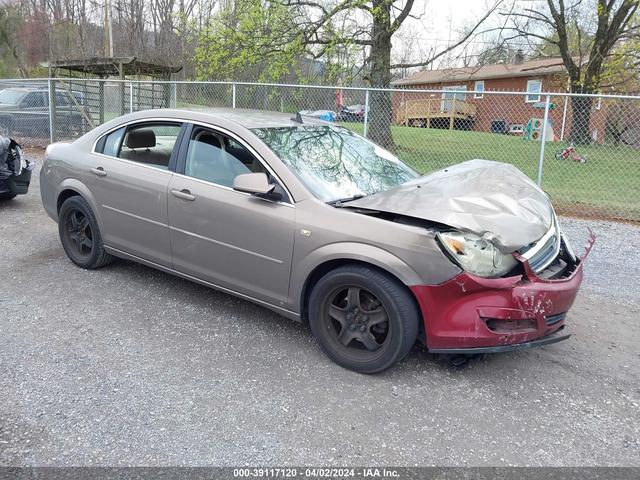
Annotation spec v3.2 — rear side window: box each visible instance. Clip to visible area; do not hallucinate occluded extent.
[21,92,47,108]
[55,93,69,106]
[118,123,182,169]
[96,127,126,157]
[95,122,182,169]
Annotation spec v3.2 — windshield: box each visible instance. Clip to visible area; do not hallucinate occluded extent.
[0,89,25,105]
[252,125,419,202]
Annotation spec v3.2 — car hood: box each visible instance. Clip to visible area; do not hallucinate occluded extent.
[348,159,554,252]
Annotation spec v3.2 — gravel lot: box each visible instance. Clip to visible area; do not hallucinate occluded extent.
[1,153,639,467]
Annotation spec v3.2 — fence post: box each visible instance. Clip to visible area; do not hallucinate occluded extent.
[232,82,237,108]
[129,81,134,113]
[363,89,370,138]
[47,78,56,143]
[537,94,551,187]
[172,82,177,108]
[560,95,568,141]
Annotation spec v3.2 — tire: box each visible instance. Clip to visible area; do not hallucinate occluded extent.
[58,195,114,269]
[0,192,17,200]
[308,264,420,374]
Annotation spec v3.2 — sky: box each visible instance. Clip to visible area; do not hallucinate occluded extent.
[394,0,541,70]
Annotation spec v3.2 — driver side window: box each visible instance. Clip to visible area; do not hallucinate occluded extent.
[184,127,267,188]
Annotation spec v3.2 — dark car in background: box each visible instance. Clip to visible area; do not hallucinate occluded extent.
[0,87,86,138]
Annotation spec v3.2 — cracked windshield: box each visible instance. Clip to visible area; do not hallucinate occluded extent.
[253,125,419,202]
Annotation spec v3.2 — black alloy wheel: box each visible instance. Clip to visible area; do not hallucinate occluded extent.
[308,265,420,374]
[58,195,114,269]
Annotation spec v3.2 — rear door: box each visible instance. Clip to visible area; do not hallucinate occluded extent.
[167,124,296,307]
[88,121,185,267]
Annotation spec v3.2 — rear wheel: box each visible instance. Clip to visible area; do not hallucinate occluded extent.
[308,265,420,374]
[0,192,17,200]
[58,196,114,269]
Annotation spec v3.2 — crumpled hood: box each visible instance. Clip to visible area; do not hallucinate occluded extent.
[348,159,554,252]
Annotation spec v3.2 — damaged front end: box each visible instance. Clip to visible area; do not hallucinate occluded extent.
[412,228,596,353]
[344,159,595,353]
[0,136,34,198]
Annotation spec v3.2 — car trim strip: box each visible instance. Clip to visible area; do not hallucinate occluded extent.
[102,204,284,264]
[169,225,284,264]
[103,245,299,320]
[102,204,168,228]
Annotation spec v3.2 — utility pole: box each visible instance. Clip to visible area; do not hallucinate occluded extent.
[104,0,114,57]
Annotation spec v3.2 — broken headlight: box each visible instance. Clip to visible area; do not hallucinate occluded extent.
[437,231,518,278]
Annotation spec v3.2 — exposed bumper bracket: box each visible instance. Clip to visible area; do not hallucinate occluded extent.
[428,328,571,354]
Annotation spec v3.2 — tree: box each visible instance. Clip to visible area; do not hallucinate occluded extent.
[287,0,503,147]
[193,0,501,148]
[0,5,25,77]
[193,0,306,82]
[506,0,639,143]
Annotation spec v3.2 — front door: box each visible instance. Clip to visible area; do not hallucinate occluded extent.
[87,121,184,267]
[167,125,295,308]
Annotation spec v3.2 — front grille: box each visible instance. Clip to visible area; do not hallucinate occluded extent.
[545,312,567,326]
[528,232,560,272]
[520,220,562,273]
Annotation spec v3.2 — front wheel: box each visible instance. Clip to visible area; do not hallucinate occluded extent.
[58,196,114,269]
[308,265,420,374]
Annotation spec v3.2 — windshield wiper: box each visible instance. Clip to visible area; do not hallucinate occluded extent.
[327,194,366,207]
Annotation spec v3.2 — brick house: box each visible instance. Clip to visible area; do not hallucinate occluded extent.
[391,55,608,142]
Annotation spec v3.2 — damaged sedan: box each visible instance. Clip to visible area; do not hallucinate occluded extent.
[40,109,592,373]
[1,136,34,200]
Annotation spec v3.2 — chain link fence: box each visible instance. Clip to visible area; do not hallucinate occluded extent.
[1,78,639,222]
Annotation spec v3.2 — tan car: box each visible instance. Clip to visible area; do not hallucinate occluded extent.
[40,109,590,373]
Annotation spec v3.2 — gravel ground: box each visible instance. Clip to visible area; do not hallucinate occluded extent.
[1,154,639,467]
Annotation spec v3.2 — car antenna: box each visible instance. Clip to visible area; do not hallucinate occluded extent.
[291,112,304,124]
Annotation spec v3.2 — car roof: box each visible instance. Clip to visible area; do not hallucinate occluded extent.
[144,107,333,129]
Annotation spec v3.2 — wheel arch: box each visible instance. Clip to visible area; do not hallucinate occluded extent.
[293,243,423,325]
[54,179,104,231]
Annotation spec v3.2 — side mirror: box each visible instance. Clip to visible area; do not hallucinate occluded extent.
[233,172,276,196]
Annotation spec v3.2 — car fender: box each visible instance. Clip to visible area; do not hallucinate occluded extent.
[54,178,104,231]
[290,241,423,313]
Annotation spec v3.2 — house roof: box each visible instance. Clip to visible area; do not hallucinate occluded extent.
[392,57,568,86]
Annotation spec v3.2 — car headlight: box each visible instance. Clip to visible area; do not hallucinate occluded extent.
[437,231,518,278]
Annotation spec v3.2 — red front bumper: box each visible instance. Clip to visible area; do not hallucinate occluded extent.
[411,234,594,353]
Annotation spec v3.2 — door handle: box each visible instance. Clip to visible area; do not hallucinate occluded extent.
[90,167,107,177]
[171,188,196,201]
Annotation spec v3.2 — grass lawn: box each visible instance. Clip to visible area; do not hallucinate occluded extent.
[342,122,640,222]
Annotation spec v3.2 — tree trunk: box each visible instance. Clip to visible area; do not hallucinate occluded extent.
[569,84,594,145]
[367,1,394,149]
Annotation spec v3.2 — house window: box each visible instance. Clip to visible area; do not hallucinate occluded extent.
[441,85,467,112]
[441,85,467,100]
[526,80,542,103]
[474,81,484,99]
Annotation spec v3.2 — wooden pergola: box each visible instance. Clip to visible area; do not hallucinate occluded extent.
[42,56,182,80]
[41,57,183,126]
